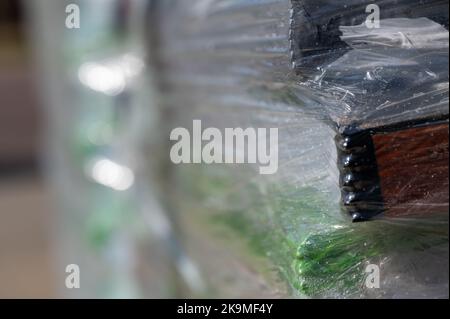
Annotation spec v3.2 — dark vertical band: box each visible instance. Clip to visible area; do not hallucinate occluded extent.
[335,128,384,222]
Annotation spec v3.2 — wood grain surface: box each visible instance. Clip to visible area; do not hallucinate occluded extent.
[373,123,449,217]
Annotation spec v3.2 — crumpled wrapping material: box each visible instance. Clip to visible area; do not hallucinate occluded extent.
[150,0,449,298]
[32,0,448,298]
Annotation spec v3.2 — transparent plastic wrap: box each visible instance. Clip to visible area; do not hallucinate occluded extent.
[149,0,449,298]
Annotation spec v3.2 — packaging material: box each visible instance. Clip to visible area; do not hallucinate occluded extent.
[150,0,449,298]
[30,0,448,298]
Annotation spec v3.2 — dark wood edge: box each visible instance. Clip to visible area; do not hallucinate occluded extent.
[336,115,449,222]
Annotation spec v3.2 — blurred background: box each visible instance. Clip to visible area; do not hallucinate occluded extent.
[0,0,201,299]
[0,0,172,298]
[0,0,56,298]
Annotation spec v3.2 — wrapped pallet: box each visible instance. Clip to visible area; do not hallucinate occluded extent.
[148,0,449,298]
[31,0,448,298]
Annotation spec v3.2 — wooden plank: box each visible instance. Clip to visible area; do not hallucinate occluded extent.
[373,122,449,217]
[337,120,449,221]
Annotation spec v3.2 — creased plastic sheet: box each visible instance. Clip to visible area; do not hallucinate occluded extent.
[149,0,449,298]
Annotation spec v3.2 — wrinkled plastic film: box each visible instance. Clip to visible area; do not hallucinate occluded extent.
[150,0,449,298]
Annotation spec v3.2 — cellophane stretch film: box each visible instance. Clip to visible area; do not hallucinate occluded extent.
[149,0,449,298]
